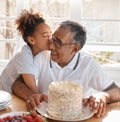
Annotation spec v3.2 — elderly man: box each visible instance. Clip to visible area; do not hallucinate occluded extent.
[12,21,120,118]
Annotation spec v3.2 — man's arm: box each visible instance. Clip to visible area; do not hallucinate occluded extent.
[104,83,120,103]
[12,77,48,110]
[22,74,39,93]
[12,76,35,101]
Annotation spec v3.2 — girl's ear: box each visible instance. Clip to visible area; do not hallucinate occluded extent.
[28,36,35,45]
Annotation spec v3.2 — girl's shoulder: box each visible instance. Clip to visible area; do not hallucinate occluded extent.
[21,45,31,52]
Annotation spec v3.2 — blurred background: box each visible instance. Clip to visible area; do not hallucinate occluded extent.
[0,0,120,84]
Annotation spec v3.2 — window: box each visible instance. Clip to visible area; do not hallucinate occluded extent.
[30,0,120,65]
[0,0,120,66]
[80,0,120,64]
[0,0,17,59]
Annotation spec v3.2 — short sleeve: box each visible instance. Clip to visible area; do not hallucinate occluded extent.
[14,45,35,75]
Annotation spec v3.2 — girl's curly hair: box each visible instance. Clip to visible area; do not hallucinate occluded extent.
[16,9,45,44]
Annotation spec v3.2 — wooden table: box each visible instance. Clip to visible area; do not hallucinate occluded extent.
[0,94,120,122]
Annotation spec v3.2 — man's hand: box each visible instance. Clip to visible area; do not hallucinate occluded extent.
[26,93,48,110]
[83,92,109,118]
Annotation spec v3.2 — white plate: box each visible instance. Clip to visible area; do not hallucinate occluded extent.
[37,102,94,122]
[0,90,11,103]
[0,112,29,119]
[0,98,12,106]
[0,91,12,110]
[0,101,12,110]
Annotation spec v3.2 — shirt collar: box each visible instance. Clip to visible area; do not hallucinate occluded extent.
[50,52,80,70]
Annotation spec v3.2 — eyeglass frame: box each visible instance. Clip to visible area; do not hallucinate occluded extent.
[49,36,77,48]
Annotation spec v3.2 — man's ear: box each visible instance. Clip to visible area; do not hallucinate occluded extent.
[73,45,80,53]
[28,36,35,45]
[71,45,80,55]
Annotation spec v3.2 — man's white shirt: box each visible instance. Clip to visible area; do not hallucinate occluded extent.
[34,51,114,95]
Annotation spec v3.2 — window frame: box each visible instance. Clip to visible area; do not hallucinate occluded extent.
[0,0,120,61]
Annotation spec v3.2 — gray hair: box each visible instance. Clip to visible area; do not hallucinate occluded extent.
[59,21,86,48]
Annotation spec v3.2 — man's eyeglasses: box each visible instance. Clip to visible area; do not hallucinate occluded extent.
[49,36,77,48]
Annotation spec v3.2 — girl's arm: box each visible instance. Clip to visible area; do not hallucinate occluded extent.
[22,74,39,93]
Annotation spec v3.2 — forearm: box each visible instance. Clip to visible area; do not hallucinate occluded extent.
[104,84,120,104]
[22,74,39,93]
[12,77,35,101]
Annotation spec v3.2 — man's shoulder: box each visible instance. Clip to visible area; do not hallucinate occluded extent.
[80,51,101,68]
[80,51,93,61]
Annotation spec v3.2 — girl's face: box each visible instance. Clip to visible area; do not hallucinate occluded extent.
[29,23,52,55]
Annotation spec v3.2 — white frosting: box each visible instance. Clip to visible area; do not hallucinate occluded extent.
[47,81,82,119]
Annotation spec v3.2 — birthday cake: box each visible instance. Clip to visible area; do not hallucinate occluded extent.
[47,81,82,119]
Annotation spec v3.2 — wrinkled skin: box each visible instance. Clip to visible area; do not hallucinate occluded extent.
[83,92,109,118]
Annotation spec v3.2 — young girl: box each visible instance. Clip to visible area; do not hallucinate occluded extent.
[0,9,51,93]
